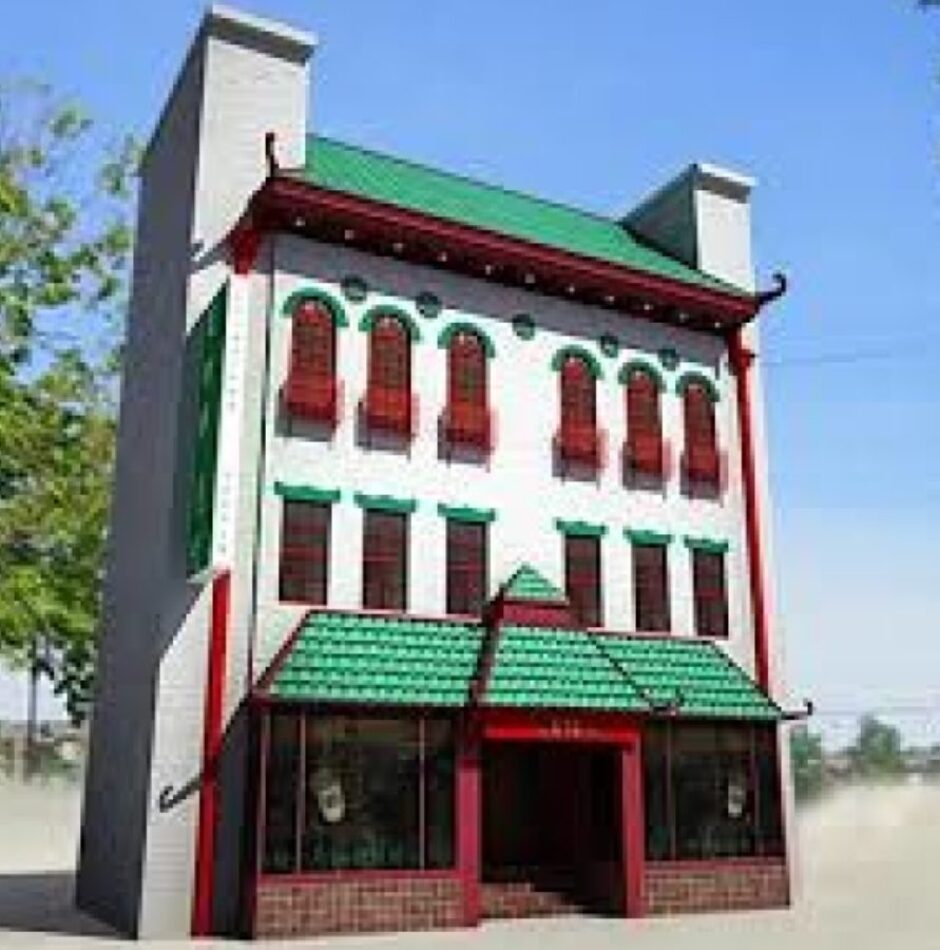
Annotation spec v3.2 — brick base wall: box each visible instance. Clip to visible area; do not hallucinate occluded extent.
[253,873,464,938]
[644,860,790,915]
[481,880,578,918]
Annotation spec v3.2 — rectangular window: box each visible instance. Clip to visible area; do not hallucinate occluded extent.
[633,543,670,632]
[565,534,602,626]
[261,713,456,873]
[692,549,729,638]
[642,722,784,862]
[262,712,300,873]
[446,520,488,616]
[279,500,330,604]
[363,510,408,610]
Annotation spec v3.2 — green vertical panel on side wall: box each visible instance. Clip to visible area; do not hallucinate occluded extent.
[185,284,228,576]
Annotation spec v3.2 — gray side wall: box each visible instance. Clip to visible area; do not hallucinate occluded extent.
[76,38,205,937]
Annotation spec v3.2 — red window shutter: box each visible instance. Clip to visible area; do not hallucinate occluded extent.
[565,535,602,627]
[286,301,338,424]
[365,315,413,435]
[446,520,487,616]
[279,500,331,604]
[626,372,663,476]
[560,357,596,428]
[633,543,670,632]
[692,550,728,638]
[362,510,408,610]
[445,332,490,449]
[683,384,719,483]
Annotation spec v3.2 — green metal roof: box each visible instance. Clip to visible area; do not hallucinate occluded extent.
[485,626,780,721]
[502,565,568,604]
[300,137,746,298]
[262,611,779,722]
[268,611,483,707]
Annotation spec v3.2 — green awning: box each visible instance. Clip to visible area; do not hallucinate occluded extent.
[260,610,780,722]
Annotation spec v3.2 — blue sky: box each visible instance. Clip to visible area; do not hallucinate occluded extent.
[1,1,939,741]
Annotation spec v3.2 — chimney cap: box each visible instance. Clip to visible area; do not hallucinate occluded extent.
[204,4,317,58]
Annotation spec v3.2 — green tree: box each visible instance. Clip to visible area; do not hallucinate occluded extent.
[847,715,905,779]
[790,726,826,802]
[0,80,136,732]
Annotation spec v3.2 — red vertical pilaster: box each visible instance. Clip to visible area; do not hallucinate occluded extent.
[457,720,482,926]
[620,739,646,918]
[191,570,231,936]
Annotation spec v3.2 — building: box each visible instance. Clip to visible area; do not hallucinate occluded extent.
[77,5,797,940]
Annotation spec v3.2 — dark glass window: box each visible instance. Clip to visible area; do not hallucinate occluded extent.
[262,712,300,873]
[261,714,456,873]
[446,520,488,616]
[565,534,602,627]
[633,543,670,632]
[641,722,785,861]
[363,510,408,610]
[692,549,729,638]
[279,500,330,604]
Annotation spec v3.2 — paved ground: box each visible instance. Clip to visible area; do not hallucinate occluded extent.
[0,778,938,948]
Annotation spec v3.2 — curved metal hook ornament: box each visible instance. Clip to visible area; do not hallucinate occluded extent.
[755,271,788,310]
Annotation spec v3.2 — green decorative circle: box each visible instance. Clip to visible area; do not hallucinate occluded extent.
[415,291,442,319]
[658,347,680,371]
[512,314,536,340]
[599,333,620,358]
[341,275,369,303]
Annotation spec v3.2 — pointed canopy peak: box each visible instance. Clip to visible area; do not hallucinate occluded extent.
[502,564,568,604]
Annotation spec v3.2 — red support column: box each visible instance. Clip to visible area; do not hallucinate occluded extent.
[191,570,231,936]
[620,739,646,918]
[456,721,482,926]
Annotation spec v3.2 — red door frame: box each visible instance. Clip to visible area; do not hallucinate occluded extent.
[478,709,646,918]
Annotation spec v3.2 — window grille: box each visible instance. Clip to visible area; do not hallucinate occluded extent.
[691,549,729,638]
[633,542,670,632]
[565,534,602,626]
[557,355,603,468]
[279,500,330,604]
[285,300,340,425]
[364,315,414,436]
[444,332,491,450]
[362,510,408,610]
[682,383,720,485]
[625,371,664,477]
[446,520,488,616]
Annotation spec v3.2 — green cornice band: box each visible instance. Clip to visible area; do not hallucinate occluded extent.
[684,535,729,555]
[354,492,418,515]
[280,287,349,327]
[618,358,665,392]
[274,481,342,504]
[438,503,497,524]
[625,528,673,546]
[437,321,496,358]
[358,304,422,342]
[554,518,608,539]
[676,370,720,402]
[550,345,604,380]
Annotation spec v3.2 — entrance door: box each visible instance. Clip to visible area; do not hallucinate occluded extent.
[481,742,624,914]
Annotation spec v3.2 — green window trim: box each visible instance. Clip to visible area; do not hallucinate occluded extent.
[354,492,418,515]
[437,322,496,357]
[280,287,349,327]
[684,535,729,555]
[550,345,604,380]
[437,503,497,524]
[625,528,673,546]
[618,358,666,392]
[358,304,422,342]
[274,481,342,504]
[675,370,720,402]
[554,518,608,538]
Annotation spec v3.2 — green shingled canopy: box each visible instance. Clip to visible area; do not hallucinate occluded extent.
[268,612,483,708]
[502,564,568,604]
[261,610,779,722]
[299,137,747,299]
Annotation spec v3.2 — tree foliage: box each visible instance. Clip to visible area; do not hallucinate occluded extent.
[848,715,905,779]
[790,725,826,802]
[0,80,137,723]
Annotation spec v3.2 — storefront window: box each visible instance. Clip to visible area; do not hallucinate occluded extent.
[261,713,456,874]
[643,721,784,861]
[262,712,299,874]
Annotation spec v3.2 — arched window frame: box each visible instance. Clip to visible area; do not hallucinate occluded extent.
[438,323,493,451]
[677,373,721,487]
[363,310,416,437]
[620,360,665,478]
[554,349,603,470]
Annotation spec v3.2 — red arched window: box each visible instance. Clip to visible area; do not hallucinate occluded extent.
[445,330,490,450]
[625,371,663,477]
[285,300,339,425]
[558,354,601,468]
[682,382,719,485]
[365,314,413,436]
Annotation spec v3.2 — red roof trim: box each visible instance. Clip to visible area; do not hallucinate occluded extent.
[246,177,758,332]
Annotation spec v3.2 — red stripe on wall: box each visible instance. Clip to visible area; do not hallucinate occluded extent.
[191,570,231,936]
[730,333,770,692]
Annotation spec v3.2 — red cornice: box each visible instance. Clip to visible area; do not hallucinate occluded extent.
[242,176,759,334]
